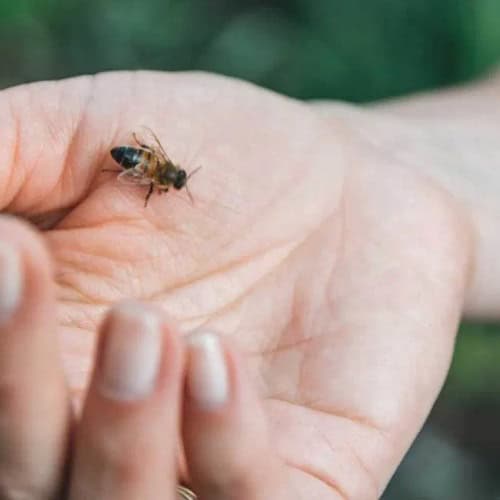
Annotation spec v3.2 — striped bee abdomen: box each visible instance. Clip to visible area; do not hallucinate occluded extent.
[110,146,144,169]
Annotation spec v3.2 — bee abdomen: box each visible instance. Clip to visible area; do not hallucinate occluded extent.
[110,146,142,169]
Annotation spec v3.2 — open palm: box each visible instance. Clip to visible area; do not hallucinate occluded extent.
[1,71,470,498]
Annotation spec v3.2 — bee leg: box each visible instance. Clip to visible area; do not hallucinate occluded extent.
[158,187,169,195]
[144,183,154,207]
[102,168,122,173]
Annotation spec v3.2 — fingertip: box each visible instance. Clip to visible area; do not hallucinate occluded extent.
[0,214,53,265]
[72,302,186,499]
[91,300,185,404]
[0,236,22,325]
[0,214,53,273]
[185,331,230,412]
[0,217,69,499]
[183,331,278,498]
[0,214,54,326]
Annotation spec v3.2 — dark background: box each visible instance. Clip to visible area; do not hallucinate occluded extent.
[2,1,500,497]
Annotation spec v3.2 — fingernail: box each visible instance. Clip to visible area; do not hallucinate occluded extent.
[0,241,22,326]
[99,303,162,401]
[187,331,228,410]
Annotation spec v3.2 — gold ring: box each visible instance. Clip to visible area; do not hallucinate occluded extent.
[177,485,197,499]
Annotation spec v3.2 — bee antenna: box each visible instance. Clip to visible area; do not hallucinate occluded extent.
[185,166,201,205]
[187,165,202,180]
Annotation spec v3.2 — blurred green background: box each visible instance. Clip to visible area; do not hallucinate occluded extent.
[2,0,500,497]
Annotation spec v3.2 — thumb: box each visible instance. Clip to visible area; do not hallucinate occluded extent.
[1,75,113,217]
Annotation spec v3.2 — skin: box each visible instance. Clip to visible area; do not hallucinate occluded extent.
[0,70,497,498]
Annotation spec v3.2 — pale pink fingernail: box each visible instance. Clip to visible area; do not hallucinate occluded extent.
[98,303,162,401]
[0,241,22,326]
[187,331,228,410]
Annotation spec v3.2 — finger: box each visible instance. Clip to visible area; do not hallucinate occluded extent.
[1,71,338,221]
[1,77,95,215]
[182,331,291,500]
[0,215,72,498]
[69,302,184,500]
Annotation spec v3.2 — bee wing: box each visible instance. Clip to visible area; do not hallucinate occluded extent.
[117,167,152,186]
[135,126,172,164]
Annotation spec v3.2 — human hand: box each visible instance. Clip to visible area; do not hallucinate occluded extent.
[0,229,280,499]
[0,71,472,498]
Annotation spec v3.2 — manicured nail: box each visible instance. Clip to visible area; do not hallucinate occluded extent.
[0,241,22,326]
[187,331,228,410]
[99,303,162,401]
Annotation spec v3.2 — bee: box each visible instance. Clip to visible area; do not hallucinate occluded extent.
[106,128,201,207]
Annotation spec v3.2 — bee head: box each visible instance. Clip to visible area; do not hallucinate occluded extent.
[174,169,187,190]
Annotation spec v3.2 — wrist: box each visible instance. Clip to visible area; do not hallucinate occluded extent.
[315,98,497,319]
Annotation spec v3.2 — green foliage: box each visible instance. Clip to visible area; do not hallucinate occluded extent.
[463,0,500,76]
[446,323,500,403]
[1,0,498,100]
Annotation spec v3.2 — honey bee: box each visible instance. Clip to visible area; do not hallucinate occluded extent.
[106,127,201,207]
